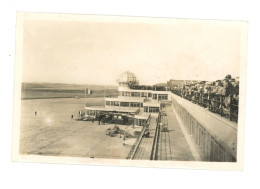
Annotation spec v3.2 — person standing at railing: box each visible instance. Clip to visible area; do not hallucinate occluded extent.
[188,85,193,101]
[202,83,211,109]
[216,82,225,113]
[185,85,190,99]
[194,84,200,104]
[222,79,234,117]
[230,79,239,120]
[181,85,185,98]
[191,85,196,103]
[207,81,215,110]
[211,80,221,113]
[231,79,239,100]
[197,84,203,105]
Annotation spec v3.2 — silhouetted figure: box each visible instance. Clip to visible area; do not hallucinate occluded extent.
[35,111,37,116]
[71,115,74,119]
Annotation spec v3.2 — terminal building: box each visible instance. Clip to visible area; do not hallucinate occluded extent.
[85,71,171,126]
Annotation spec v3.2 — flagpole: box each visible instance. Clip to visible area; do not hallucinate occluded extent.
[85,88,86,104]
[104,84,106,106]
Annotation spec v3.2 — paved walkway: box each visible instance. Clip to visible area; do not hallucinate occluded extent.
[134,106,196,161]
[133,116,157,160]
[157,106,195,161]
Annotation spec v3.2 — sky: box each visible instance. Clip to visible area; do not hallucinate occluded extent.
[21,16,242,85]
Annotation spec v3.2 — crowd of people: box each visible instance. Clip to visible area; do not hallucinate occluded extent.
[171,74,239,122]
[129,83,170,91]
[127,75,239,122]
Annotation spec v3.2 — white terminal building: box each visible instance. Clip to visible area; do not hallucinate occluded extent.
[85,71,172,126]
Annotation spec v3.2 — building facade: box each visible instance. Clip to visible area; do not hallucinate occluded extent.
[84,71,171,125]
[104,71,171,113]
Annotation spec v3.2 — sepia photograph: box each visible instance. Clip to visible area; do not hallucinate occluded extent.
[12,12,247,170]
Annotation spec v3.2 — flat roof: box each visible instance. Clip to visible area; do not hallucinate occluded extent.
[143,100,160,107]
[106,97,144,102]
[85,106,139,113]
[134,113,151,120]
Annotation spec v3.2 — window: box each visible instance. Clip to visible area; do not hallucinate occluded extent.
[158,94,168,100]
[158,94,161,100]
[123,92,130,96]
[130,102,140,107]
[144,107,148,112]
[153,94,157,99]
[149,107,159,112]
[120,102,129,107]
[148,93,152,97]
[90,110,96,116]
[110,101,119,106]
[131,92,140,97]
[106,101,110,106]
[120,83,129,87]
[135,119,146,126]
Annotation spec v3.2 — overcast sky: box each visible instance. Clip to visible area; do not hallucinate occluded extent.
[22,16,242,85]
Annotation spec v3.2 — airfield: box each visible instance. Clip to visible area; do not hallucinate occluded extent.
[19,98,135,159]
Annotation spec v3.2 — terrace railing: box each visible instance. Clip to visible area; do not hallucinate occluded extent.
[171,97,236,162]
[150,115,160,160]
[171,90,238,122]
[126,125,146,160]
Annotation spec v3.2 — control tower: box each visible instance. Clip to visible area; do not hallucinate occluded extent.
[117,71,139,91]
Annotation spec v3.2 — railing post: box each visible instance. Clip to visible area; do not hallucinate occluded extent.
[220,95,223,117]
[230,96,232,121]
[208,93,211,110]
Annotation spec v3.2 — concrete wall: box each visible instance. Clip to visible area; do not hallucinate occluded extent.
[170,93,237,162]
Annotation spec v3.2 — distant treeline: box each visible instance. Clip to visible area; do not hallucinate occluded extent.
[21,82,118,99]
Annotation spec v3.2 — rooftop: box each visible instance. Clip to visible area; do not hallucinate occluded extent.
[134,113,151,120]
[117,71,138,84]
[85,106,140,113]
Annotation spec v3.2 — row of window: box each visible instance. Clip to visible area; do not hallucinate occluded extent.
[86,110,132,116]
[120,91,168,100]
[134,119,147,126]
[106,101,143,107]
[159,94,168,100]
[120,92,149,97]
[152,94,168,100]
[119,83,129,87]
[144,107,159,113]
